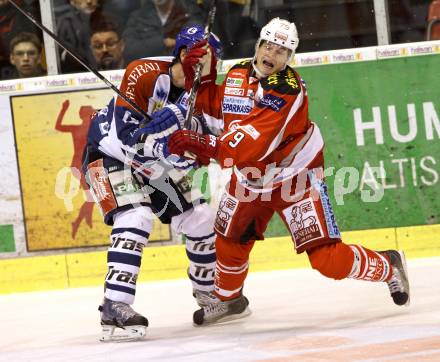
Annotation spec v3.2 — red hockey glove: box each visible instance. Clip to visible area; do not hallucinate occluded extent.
[168,130,218,166]
[182,40,218,92]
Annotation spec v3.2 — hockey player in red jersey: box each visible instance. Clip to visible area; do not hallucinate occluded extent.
[168,17,410,326]
[82,25,222,340]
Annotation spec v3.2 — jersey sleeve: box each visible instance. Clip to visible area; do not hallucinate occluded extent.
[116,60,159,114]
[194,81,225,135]
[113,60,163,147]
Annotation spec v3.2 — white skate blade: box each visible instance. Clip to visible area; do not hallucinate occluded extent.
[194,307,252,327]
[100,324,147,342]
[398,250,410,307]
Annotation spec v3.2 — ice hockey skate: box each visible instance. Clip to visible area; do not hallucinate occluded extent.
[193,294,251,326]
[99,298,149,342]
[380,250,410,306]
[193,289,218,307]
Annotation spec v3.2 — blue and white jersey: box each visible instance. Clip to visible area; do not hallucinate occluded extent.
[86,56,186,165]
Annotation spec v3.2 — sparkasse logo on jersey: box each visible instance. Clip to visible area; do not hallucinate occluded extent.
[222,96,253,115]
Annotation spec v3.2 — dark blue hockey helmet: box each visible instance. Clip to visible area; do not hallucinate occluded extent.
[173,24,222,59]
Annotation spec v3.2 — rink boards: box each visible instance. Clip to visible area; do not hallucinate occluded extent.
[0,222,439,294]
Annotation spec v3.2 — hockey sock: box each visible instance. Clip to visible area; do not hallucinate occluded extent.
[214,236,254,300]
[307,242,391,281]
[104,208,152,304]
[186,232,216,292]
[104,228,147,304]
[347,244,391,282]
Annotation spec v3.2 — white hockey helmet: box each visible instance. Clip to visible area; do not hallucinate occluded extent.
[257,17,299,62]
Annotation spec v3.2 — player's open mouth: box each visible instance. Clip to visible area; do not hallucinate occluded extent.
[262,60,274,69]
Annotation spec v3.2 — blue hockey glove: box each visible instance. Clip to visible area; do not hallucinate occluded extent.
[139,104,186,141]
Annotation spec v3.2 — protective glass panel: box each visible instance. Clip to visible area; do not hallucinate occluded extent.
[388,0,433,43]
[53,0,143,73]
[213,0,378,59]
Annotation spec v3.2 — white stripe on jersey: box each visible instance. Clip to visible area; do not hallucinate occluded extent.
[271,123,324,184]
[278,125,314,168]
[147,73,171,114]
[258,84,305,162]
[96,69,175,164]
[98,96,135,163]
[234,123,324,192]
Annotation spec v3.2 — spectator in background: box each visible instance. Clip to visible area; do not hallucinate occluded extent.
[122,0,203,62]
[53,0,141,30]
[100,0,141,29]
[8,31,46,79]
[0,0,42,79]
[197,0,258,59]
[388,0,425,43]
[90,18,126,70]
[56,0,102,73]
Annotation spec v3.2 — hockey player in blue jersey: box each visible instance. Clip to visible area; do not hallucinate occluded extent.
[82,25,222,341]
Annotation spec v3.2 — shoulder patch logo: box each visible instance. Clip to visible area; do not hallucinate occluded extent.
[256,94,286,112]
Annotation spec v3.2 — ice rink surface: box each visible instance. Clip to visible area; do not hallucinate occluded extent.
[1,257,439,362]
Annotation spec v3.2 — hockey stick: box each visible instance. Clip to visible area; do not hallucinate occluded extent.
[183,0,217,129]
[7,0,150,120]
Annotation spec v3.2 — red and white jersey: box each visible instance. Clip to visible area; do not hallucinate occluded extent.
[116,56,176,115]
[88,56,186,164]
[195,59,324,191]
